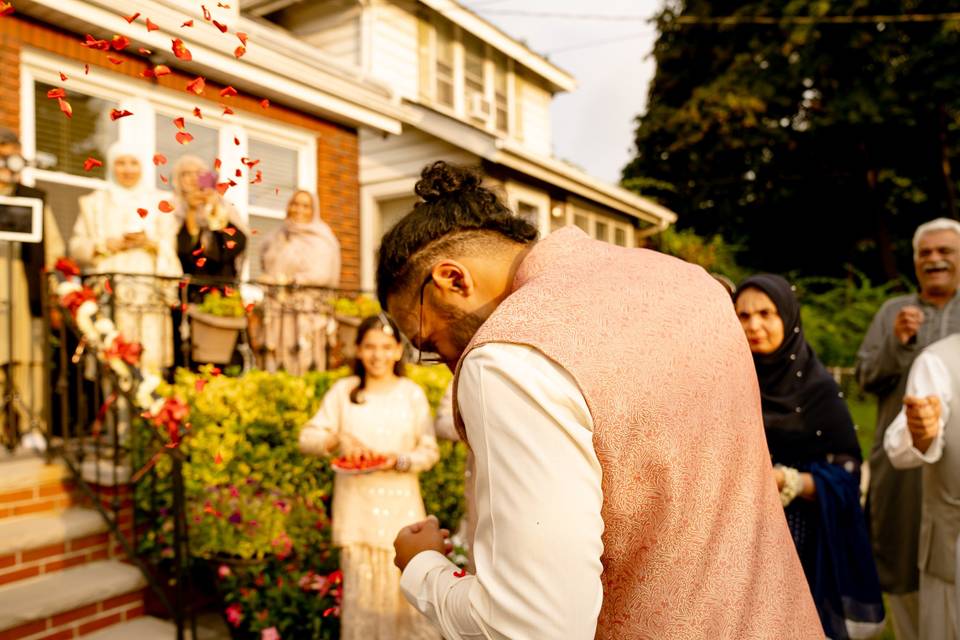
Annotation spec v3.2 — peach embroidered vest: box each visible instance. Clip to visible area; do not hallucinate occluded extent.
[453,227,822,639]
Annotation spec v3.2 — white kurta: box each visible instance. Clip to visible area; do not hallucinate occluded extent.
[400,343,605,640]
[299,376,440,640]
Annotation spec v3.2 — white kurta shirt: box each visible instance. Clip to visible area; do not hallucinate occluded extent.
[884,350,950,469]
[400,343,605,639]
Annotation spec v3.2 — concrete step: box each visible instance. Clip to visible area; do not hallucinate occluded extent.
[0,507,111,587]
[0,458,75,520]
[0,559,146,638]
[82,616,177,639]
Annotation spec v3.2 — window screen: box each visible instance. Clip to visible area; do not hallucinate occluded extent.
[248,139,299,212]
[34,82,118,180]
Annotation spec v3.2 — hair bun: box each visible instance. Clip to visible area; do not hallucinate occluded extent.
[415,161,482,203]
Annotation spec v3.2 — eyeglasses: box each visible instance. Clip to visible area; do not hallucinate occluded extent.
[415,274,444,365]
[0,154,26,173]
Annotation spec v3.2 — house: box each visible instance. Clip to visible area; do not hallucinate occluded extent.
[247,0,677,290]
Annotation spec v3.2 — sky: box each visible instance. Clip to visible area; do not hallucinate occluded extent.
[462,0,665,184]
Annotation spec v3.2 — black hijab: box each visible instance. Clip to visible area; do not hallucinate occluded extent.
[734,274,861,466]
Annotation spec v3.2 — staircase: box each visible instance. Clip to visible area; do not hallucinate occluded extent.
[0,455,178,639]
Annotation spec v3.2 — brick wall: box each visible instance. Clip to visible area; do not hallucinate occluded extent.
[0,13,361,289]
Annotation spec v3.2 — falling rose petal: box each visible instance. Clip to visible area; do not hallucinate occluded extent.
[104,279,113,294]
[84,64,89,75]
[235,168,242,178]
[251,170,262,184]
[228,179,237,187]
[241,157,260,168]
[111,35,130,51]
[59,72,68,81]
[158,200,175,213]
[453,569,467,578]
[138,48,152,55]
[123,11,140,23]
[82,157,103,171]
[274,187,279,196]
[0,2,13,16]
[219,86,238,98]
[107,56,124,65]
[181,19,193,27]
[192,247,205,256]
[236,32,248,46]
[223,226,236,236]
[81,35,110,50]
[259,99,269,109]
[110,109,133,121]
[171,38,192,61]
[146,18,159,31]
[215,182,230,195]
[153,153,168,166]
[58,98,73,118]
[251,229,259,235]
[212,20,228,33]
[193,107,203,119]
[244,303,255,314]
[225,240,237,250]
[154,64,172,77]
[176,131,194,145]
[214,159,222,170]
[202,5,211,20]
[218,2,230,7]
[137,208,148,218]
[139,69,156,79]
[233,136,240,146]
[195,257,207,268]
[234,46,245,59]
[46,88,66,99]
[196,378,208,393]
[173,117,185,130]
[160,174,169,184]
[185,76,205,95]
[221,106,234,116]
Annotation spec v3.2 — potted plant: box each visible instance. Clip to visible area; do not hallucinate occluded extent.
[188,290,248,364]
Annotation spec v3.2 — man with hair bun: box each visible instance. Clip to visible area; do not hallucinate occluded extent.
[382,161,821,638]
[856,216,960,640]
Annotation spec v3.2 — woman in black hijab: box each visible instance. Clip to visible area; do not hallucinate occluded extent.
[734,274,884,639]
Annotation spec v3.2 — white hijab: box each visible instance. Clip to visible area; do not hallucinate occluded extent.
[105,141,153,234]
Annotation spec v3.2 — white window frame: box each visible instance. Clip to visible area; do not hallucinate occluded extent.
[505,180,550,236]
[561,198,636,247]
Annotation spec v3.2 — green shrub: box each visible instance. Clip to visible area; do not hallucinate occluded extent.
[197,289,246,318]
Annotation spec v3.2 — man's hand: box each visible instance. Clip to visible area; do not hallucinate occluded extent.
[394,515,450,572]
[904,395,942,454]
[894,306,925,344]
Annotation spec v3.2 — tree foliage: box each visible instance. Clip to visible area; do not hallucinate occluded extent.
[624,0,960,282]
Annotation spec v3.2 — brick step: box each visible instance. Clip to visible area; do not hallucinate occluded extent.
[0,459,76,520]
[0,508,111,587]
[0,560,146,639]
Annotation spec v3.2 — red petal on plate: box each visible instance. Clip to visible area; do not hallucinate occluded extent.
[82,157,103,171]
[58,98,73,118]
[123,11,140,23]
[146,18,159,31]
[219,86,238,98]
[46,88,66,99]
[181,19,193,27]
[236,32,248,46]
[195,257,207,268]
[109,109,133,120]
[176,131,194,145]
[259,98,269,109]
[233,136,240,146]
[225,240,237,249]
[158,200,175,213]
[171,38,192,61]
[111,35,130,51]
[213,158,222,170]
[59,72,68,81]
[215,182,230,195]
[153,153,168,166]
[221,105,234,115]
[83,64,89,74]
[107,56,123,65]
[137,208,148,218]
[185,76,205,95]
[234,45,245,59]
[223,226,236,236]
[173,116,185,130]
[160,174,169,184]
[193,107,203,119]
[202,4,211,20]
[212,20,228,33]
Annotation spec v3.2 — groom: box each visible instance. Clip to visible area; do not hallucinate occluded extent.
[381,161,821,639]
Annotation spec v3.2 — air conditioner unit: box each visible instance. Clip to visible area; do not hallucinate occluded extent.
[468,93,492,121]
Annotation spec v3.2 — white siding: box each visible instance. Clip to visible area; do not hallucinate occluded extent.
[359,128,477,186]
[281,1,361,68]
[370,0,420,99]
[517,74,553,157]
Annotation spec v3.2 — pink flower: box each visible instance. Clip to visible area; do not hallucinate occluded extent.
[225,603,243,627]
[261,628,280,640]
[217,564,231,579]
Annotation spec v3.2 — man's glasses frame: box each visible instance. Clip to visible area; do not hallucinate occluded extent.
[414,274,444,365]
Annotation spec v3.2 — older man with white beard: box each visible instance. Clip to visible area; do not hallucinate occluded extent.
[857,217,960,640]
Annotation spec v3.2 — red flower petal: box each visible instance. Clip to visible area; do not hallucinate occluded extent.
[104,278,113,293]
[221,106,234,115]
[176,131,194,145]
[234,45,245,59]
[0,2,13,16]
[138,47,152,55]
[123,12,140,23]
[225,240,237,249]
[453,569,467,578]
[58,98,73,119]
[185,76,205,95]
[233,136,240,146]
[212,20,228,33]
[259,98,269,109]
[219,86,237,98]
[146,18,159,31]
[154,64,172,77]
[82,157,103,171]
[214,158,222,170]
[236,32,248,46]
[81,34,110,50]
[171,38,192,61]
[181,19,193,27]
[140,69,156,79]
[235,168,242,178]
[160,174,169,184]
[153,153,168,166]
[84,64,89,75]
[173,116,185,130]
[137,208,148,218]
[196,257,207,268]
[110,108,133,121]
[197,378,209,393]
[251,170,262,184]
[216,182,230,195]
[202,4,211,21]
[223,226,236,236]
[192,247,205,256]
[193,107,203,119]
[158,200,175,213]
[59,72,68,81]
[111,35,130,51]
[107,56,124,65]
[218,2,230,8]
[46,88,66,99]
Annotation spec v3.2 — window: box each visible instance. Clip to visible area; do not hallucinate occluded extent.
[614,227,628,247]
[34,82,117,180]
[249,139,298,211]
[594,220,609,242]
[493,51,509,133]
[247,215,286,281]
[154,115,219,189]
[435,19,455,108]
[516,201,538,227]
[463,34,487,125]
[573,213,589,233]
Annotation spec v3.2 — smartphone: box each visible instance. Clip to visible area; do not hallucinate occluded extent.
[197,170,218,190]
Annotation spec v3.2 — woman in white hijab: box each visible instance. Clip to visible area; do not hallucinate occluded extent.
[259,189,341,373]
[70,141,182,372]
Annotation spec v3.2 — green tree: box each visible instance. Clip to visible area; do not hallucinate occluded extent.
[624,0,960,282]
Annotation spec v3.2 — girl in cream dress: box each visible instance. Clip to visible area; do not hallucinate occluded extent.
[299,314,440,640]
